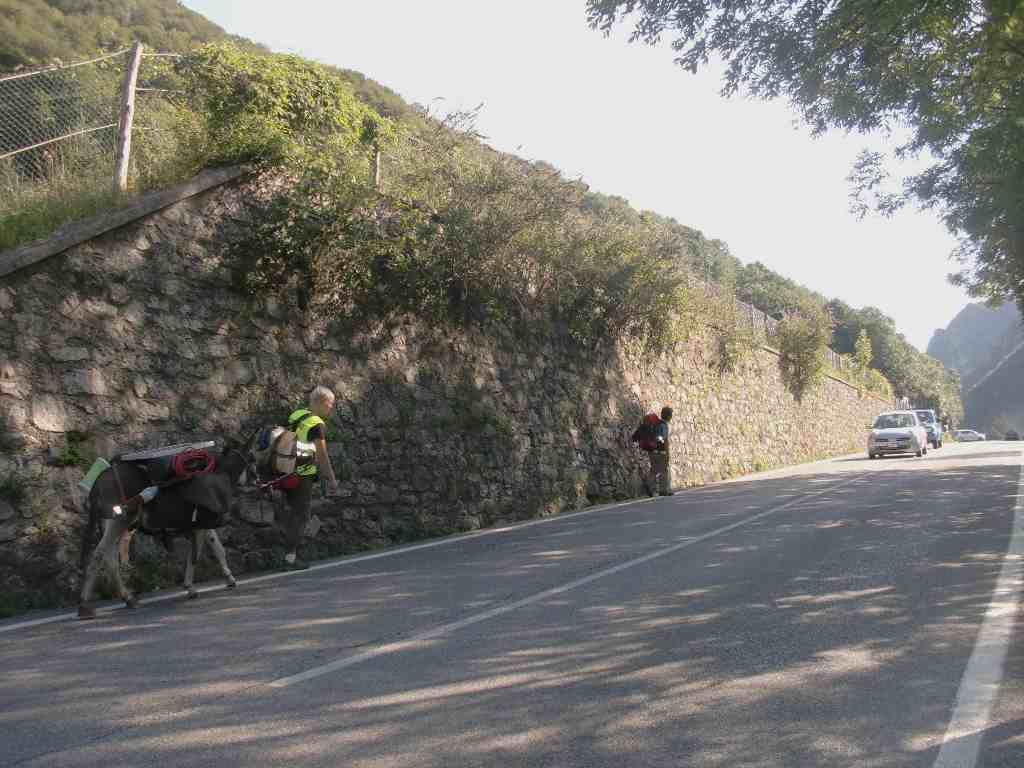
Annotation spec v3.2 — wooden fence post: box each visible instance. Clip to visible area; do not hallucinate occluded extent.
[113,42,144,197]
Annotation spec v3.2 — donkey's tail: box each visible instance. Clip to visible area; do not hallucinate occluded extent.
[76,486,103,582]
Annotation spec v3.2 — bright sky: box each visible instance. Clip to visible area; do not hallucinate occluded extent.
[182,0,971,352]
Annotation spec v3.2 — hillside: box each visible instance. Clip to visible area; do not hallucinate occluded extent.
[927,302,1023,387]
[962,344,1024,436]
[0,0,259,70]
[0,0,961,421]
[928,302,1024,434]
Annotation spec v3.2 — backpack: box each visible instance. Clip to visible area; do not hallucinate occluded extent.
[633,413,661,452]
[253,425,298,475]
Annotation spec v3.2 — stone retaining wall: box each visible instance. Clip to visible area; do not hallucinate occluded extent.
[0,176,889,601]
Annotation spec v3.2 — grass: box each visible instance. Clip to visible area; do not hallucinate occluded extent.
[0,178,118,251]
[0,589,65,619]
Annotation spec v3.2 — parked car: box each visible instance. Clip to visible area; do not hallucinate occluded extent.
[915,409,943,448]
[868,411,929,459]
[954,429,986,442]
[1007,430,1021,441]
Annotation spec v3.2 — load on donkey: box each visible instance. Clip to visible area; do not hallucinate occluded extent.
[76,437,250,619]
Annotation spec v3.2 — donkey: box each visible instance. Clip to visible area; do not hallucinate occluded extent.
[77,439,250,619]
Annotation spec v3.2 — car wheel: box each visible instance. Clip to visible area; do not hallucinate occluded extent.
[869,453,877,460]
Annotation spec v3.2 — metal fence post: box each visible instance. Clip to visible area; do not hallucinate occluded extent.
[113,42,143,197]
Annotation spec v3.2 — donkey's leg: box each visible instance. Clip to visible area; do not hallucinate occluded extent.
[206,530,236,589]
[79,519,119,618]
[183,532,198,599]
[79,518,132,618]
[103,518,138,608]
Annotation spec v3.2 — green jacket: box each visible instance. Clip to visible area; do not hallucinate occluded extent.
[288,409,324,477]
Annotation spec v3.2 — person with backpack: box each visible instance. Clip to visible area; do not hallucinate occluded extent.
[631,405,675,497]
[281,385,341,570]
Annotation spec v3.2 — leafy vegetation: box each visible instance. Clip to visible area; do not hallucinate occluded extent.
[587,0,1024,332]
[829,300,963,424]
[776,307,831,400]
[0,472,25,506]
[0,0,261,71]
[0,3,943,407]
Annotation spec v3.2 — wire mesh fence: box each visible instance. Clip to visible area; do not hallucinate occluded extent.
[0,50,125,222]
[0,48,196,250]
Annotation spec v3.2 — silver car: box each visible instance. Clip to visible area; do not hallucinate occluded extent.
[954,429,986,442]
[868,411,929,459]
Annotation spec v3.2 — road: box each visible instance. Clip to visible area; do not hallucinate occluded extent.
[2,441,1023,767]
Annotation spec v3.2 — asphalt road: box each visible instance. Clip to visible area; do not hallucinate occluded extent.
[2,441,1023,768]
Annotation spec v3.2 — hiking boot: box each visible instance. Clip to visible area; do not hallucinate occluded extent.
[284,559,310,571]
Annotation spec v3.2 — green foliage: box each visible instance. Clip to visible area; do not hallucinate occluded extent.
[55,430,91,468]
[588,0,1024,317]
[0,588,64,618]
[0,473,26,506]
[854,330,873,375]
[178,43,391,167]
[777,308,831,400]
[238,108,701,354]
[735,262,826,320]
[707,293,756,375]
[0,0,262,71]
[864,369,893,401]
[829,299,962,422]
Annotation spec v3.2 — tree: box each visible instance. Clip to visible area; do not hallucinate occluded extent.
[587,0,1024,310]
[854,329,873,386]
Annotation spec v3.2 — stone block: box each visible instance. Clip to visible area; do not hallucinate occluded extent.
[109,283,131,305]
[82,299,118,318]
[50,347,90,363]
[0,500,14,523]
[31,395,67,432]
[62,369,109,396]
[0,288,13,312]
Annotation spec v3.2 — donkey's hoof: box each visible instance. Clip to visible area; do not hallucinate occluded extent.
[78,604,97,620]
[186,590,199,600]
[123,595,139,609]
[225,580,237,590]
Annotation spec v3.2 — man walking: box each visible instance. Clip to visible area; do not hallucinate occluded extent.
[633,405,675,497]
[282,385,340,570]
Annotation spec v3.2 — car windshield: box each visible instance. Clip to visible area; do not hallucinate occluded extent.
[875,414,915,429]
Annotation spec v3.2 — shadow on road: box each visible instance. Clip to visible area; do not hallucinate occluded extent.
[2,462,1023,767]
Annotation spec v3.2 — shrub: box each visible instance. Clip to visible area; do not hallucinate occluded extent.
[179,43,391,167]
[777,308,831,400]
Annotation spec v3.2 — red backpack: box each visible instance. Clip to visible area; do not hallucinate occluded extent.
[634,413,661,451]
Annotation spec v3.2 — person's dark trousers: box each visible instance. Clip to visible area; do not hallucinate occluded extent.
[647,451,671,495]
[283,475,314,556]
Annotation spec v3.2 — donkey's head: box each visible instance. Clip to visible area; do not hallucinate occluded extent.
[217,435,253,487]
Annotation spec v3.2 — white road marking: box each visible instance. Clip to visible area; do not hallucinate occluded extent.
[0,456,859,635]
[932,452,1024,768]
[1,492,665,634]
[268,472,867,687]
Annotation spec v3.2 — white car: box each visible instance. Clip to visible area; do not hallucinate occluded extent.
[868,411,929,459]
[954,429,986,442]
